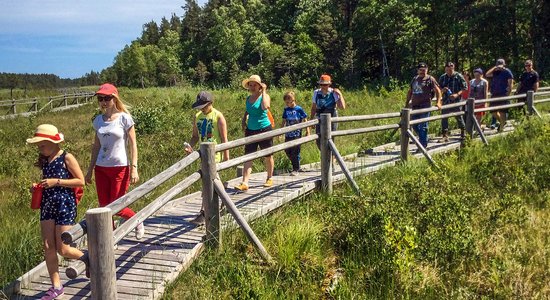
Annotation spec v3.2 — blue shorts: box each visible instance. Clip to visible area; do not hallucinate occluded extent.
[40,196,77,226]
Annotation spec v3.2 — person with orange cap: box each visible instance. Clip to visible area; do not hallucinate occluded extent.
[310,74,346,148]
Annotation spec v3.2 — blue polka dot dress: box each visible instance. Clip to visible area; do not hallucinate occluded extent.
[40,151,77,225]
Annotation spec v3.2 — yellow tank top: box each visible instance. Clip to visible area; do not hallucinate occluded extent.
[196,108,222,162]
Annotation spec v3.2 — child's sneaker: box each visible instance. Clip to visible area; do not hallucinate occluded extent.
[190,210,205,225]
[235,182,249,191]
[135,223,145,240]
[264,178,273,187]
[41,286,64,300]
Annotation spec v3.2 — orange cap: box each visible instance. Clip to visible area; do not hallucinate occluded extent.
[318,74,331,85]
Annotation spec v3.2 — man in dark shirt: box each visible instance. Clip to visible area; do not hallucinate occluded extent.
[486,58,514,132]
[406,62,442,148]
[439,62,467,141]
[516,59,539,95]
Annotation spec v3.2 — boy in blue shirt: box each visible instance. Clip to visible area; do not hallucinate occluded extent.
[282,91,310,175]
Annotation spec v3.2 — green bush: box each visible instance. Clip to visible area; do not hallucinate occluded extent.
[132,104,167,134]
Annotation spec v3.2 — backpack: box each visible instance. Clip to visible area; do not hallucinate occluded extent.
[63,152,84,205]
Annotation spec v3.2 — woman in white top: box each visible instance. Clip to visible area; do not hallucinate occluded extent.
[85,83,144,239]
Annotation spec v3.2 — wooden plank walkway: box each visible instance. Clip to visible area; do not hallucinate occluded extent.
[9,126,513,299]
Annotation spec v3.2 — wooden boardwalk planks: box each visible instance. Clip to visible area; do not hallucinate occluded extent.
[9,128,506,299]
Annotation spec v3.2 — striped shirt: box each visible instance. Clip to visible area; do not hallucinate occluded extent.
[438,72,467,102]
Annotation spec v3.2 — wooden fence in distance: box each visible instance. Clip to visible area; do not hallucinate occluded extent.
[0,91,95,120]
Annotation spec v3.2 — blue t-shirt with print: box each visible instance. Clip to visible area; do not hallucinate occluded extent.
[282,105,307,138]
[490,68,514,96]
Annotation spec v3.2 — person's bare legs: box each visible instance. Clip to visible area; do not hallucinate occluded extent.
[56,225,84,259]
[242,160,253,185]
[41,220,61,287]
[265,155,274,179]
[495,111,506,132]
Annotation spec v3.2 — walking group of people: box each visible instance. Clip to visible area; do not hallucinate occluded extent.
[407,58,540,148]
[26,74,345,299]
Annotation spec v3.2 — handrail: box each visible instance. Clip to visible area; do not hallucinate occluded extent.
[475,93,526,104]
[217,134,318,171]
[65,172,202,279]
[332,112,401,123]
[410,100,466,116]
[475,102,525,113]
[533,98,550,104]
[534,91,550,97]
[61,151,201,244]
[215,119,318,152]
[409,111,465,125]
[332,123,400,137]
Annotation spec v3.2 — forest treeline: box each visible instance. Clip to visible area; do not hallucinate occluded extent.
[0,72,100,92]
[101,0,549,89]
[2,0,549,90]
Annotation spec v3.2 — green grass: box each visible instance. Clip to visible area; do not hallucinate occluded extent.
[0,85,405,288]
[161,119,550,299]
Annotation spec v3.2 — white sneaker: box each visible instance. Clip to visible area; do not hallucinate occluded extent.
[135,223,145,240]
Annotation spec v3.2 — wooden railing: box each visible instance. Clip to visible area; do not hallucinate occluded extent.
[0,92,95,119]
[11,87,549,298]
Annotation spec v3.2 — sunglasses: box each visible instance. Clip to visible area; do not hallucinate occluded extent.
[319,83,330,86]
[97,95,113,102]
[525,64,532,67]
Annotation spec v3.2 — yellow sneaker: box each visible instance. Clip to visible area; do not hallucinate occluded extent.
[264,178,273,187]
[235,182,249,191]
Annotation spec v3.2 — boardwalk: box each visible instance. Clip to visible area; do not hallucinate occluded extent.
[10,127,513,299]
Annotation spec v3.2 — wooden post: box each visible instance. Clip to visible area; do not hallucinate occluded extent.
[87,207,117,300]
[465,98,475,138]
[49,96,53,109]
[526,90,535,116]
[400,108,411,161]
[407,129,436,167]
[33,98,38,112]
[320,113,333,194]
[63,94,67,107]
[236,165,244,177]
[11,100,16,114]
[200,143,220,248]
[213,179,272,263]
[328,140,362,196]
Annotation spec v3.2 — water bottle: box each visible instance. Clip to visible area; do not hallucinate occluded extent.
[446,88,452,97]
[183,142,191,152]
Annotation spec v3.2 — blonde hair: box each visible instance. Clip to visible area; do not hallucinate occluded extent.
[113,94,130,114]
[283,91,296,101]
[99,93,130,114]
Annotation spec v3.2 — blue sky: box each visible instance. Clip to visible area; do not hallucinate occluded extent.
[0,0,194,79]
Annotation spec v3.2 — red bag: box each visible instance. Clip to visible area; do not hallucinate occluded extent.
[73,187,84,205]
[31,183,43,209]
